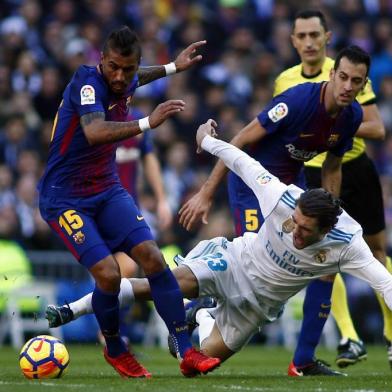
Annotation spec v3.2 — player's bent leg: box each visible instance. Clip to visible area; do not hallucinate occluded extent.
[200,322,234,362]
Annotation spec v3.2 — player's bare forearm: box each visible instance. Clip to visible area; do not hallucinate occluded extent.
[137,66,166,87]
[81,101,185,145]
[81,112,142,145]
[355,104,385,140]
[321,158,342,197]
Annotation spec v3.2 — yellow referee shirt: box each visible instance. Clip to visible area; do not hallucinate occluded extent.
[273,57,376,166]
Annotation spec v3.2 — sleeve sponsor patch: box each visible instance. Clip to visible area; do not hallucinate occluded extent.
[80,85,95,105]
[256,173,272,185]
[267,102,288,123]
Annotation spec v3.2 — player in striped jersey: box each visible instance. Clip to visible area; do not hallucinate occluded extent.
[274,10,391,373]
[38,26,220,378]
[45,120,392,375]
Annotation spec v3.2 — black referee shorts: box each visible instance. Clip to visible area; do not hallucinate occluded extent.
[304,153,386,235]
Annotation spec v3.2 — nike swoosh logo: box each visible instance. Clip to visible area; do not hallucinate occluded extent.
[108,104,117,110]
[136,215,144,221]
[299,133,314,138]
[320,303,331,309]
[33,339,44,352]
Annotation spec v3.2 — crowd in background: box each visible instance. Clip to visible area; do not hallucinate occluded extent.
[0,1,391,259]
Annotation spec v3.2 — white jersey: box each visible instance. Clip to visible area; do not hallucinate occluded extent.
[202,135,392,308]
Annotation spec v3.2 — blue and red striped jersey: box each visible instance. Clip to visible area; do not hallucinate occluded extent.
[229,82,363,196]
[38,65,138,197]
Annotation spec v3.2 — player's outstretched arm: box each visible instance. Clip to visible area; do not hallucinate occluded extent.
[81,100,185,145]
[179,118,267,231]
[137,40,206,86]
[196,120,285,208]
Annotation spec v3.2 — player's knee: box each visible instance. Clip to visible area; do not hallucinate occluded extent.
[90,256,122,292]
[131,240,166,275]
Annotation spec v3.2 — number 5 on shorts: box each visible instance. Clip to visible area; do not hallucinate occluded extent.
[58,210,84,235]
[245,209,259,231]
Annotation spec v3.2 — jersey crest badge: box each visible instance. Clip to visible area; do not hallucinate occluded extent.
[268,102,288,123]
[327,134,339,146]
[282,217,295,233]
[73,231,85,244]
[314,249,328,263]
[256,173,272,185]
[80,85,95,105]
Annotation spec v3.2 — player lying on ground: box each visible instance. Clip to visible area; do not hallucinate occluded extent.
[46,119,392,370]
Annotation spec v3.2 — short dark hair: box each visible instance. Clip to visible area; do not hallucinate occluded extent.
[102,26,141,59]
[334,45,371,76]
[296,188,343,230]
[294,9,329,32]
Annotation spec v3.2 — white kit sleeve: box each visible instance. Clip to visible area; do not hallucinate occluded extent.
[201,135,288,217]
[340,234,392,310]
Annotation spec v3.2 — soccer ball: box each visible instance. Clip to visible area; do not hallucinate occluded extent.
[19,335,69,379]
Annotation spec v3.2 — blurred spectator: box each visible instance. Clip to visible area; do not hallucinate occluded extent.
[14,174,37,240]
[0,164,15,209]
[163,141,196,212]
[33,66,63,120]
[0,114,35,172]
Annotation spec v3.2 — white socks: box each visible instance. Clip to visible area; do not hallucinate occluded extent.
[196,308,215,347]
[69,278,135,319]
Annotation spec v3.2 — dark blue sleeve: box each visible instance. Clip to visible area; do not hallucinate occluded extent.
[70,67,107,116]
[329,103,363,157]
[257,87,301,135]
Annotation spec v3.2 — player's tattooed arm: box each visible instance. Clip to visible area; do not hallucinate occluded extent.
[137,66,166,87]
[81,100,185,145]
[81,111,140,145]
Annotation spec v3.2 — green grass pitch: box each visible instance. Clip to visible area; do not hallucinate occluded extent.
[1,344,391,392]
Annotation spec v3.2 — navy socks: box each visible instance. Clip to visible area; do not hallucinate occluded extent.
[92,285,127,357]
[293,279,333,366]
[148,267,192,358]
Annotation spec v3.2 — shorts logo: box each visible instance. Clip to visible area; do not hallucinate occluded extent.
[73,231,85,244]
[80,85,95,105]
[282,217,295,233]
[268,102,288,123]
[256,173,272,185]
[136,215,144,221]
[314,249,328,263]
[327,134,339,146]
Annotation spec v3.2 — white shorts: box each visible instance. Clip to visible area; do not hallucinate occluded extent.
[180,237,283,352]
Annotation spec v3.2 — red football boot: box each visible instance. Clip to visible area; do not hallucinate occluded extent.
[104,348,152,378]
[180,348,221,378]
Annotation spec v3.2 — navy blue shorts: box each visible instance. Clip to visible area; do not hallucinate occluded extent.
[227,187,265,236]
[39,185,153,268]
